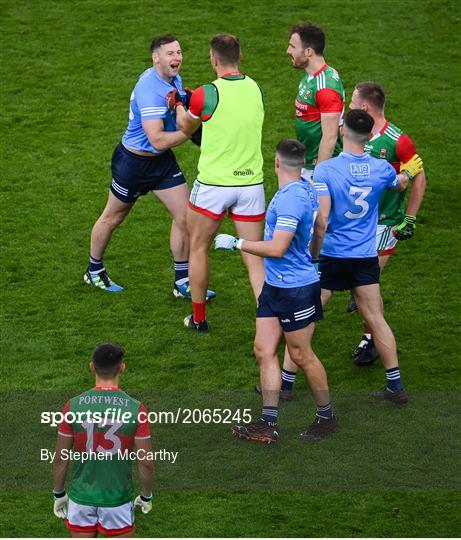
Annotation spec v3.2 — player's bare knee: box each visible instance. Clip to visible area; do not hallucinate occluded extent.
[172,212,188,232]
[287,345,303,366]
[105,212,127,230]
[253,342,273,365]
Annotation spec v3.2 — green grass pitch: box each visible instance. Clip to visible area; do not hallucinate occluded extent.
[1,0,460,536]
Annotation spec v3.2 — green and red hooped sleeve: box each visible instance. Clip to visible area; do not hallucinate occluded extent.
[189,84,219,121]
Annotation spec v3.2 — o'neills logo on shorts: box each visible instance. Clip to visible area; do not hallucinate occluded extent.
[233,168,254,176]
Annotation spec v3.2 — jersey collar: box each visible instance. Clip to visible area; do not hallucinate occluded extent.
[280,179,302,192]
[221,71,242,77]
[340,151,368,159]
[370,119,389,141]
[312,64,328,77]
[152,67,180,87]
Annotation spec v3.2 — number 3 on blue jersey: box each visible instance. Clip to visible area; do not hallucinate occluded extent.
[345,186,372,219]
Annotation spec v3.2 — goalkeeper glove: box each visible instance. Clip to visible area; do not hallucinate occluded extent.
[400,154,423,181]
[53,490,69,519]
[214,234,244,251]
[393,215,416,240]
[165,89,184,111]
[134,493,153,514]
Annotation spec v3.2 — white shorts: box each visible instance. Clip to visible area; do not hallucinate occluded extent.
[66,499,134,536]
[376,224,398,255]
[188,180,265,221]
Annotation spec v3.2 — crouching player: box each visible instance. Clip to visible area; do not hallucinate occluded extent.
[52,343,154,537]
[215,139,337,443]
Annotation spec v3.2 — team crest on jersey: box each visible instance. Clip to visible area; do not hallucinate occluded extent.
[380,148,387,158]
[303,89,311,99]
[350,163,370,177]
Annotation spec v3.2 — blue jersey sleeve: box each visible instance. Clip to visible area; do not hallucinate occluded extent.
[384,161,400,190]
[274,189,307,233]
[135,77,168,121]
[312,164,330,196]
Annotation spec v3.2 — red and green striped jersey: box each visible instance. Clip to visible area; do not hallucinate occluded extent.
[294,64,345,168]
[364,120,417,225]
[58,387,150,507]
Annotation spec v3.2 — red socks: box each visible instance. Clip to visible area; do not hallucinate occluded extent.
[192,301,206,323]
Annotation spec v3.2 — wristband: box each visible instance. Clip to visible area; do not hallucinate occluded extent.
[53,490,66,499]
[311,258,319,264]
[235,238,244,250]
[141,493,153,502]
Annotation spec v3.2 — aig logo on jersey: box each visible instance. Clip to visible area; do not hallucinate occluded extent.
[350,163,370,178]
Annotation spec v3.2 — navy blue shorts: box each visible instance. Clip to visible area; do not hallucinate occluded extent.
[319,255,380,291]
[110,143,186,203]
[256,281,323,332]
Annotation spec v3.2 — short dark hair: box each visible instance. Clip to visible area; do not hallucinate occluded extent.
[150,34,178,53]
[355,81,386,111]
[276,139,306,168]
[210,33,241,65]
[344,110,374,144]
[92,343,124,377]
[291,22,325,55]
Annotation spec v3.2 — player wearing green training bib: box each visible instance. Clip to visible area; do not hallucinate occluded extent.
[178,34,266,331]
[348,82,426,365]
[52,343,154,537]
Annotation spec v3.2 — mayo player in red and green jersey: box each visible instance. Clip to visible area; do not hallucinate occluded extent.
[287,23,345,175]
[52,343,154,537]
[349,82,426,365]
[279,22,345,399]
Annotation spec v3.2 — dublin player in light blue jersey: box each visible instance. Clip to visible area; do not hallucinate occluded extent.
[84,35,215,300]
[312,110,411,405]
[215,140,337,443]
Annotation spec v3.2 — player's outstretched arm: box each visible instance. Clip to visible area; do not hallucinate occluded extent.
[215,230,294,259]
[52,434,73,518]
[180,110,202,138]
[134,437,154,514]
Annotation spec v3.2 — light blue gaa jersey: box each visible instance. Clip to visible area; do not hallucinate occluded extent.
[264,179,320,288]
[122,67,185,154]
[313,152,400,258]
